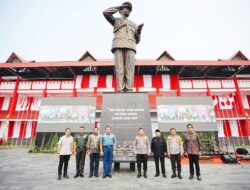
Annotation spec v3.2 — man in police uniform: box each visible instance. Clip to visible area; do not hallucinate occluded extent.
[74,126,89,178]
[103,2,144,92]
[133,128,151,178]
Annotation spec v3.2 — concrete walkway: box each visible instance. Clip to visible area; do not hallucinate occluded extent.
[0,148,250,190]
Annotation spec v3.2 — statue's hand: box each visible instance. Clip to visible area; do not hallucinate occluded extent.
[115,5,122,10]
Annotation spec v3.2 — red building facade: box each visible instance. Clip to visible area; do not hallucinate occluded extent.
[0,50,250,145]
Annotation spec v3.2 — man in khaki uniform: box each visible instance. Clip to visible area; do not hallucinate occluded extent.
[73,126,89,178]
[103,2,143,92]
[133,128,151,178]
[87,127,101,178]
[167,128,184,179]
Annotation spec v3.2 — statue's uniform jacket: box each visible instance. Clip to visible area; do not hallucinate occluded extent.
[112,17,137,53]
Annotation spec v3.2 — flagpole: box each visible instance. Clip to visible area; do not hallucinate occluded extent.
[222,94,231,144]
[225,95,239,145]
[31,98,41,149]
[18,96,28,147]
[16,97,25,147]
[224,93,234,146]
[232,94,245,146]
[12,100,21,147]
[218,94,227,145]
[17,107,23,147]
[212,95,224,147]
[217,95,226,147]
[2,114,10,147]
[228,93,240,146]
[21,97,31,147]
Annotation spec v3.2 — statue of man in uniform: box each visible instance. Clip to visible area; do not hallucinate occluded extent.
[103,2,143,92]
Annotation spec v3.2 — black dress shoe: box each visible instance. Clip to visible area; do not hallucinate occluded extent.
[137,171,142,178]
[197,176,202,181]
[189,175,194,180]
[154,174,160,177]
[63,175,69,179]
[163,174,167,178]
[103,175,106,179]
[88,174,93,178]
[178,174,183,179]
[108,175,112,178]
[171,174,177,178]
[57,175,61,180]
[74,174,79,178]
[94,174,99,177]
[80,174,84,178]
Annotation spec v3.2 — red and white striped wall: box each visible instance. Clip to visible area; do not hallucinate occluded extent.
[0,121,37,140]
[15,96,41,111]
[75,74,177,92]
[0,75,250,139]
[0,97,12,111]
[217,120,247,137]
[0,76,250,93]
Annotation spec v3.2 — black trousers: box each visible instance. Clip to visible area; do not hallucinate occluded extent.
[136,154,148,171]
[154,157,165,175]
[170,153,181,175]
[90,153,100,175]
[58,155,70,176]
[188,154,200,176]
[75,148,86,175]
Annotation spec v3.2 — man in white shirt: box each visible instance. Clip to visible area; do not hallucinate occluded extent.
[57,128,74,180]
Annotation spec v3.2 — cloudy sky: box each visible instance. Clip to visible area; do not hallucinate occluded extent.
[0,0,249,62]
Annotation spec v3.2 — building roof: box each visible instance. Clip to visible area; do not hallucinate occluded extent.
[0,51,249,79]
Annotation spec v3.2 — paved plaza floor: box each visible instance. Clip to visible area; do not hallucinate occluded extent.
[0,148,250,190]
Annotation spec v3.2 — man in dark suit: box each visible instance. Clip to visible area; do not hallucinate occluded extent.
[151,129,168,178]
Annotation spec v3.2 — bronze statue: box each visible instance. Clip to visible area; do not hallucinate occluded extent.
[103,2,143,92]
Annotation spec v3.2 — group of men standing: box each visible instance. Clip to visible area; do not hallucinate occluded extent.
[57,126,116,180]
[134,124,202,181]
[57,124,202,181]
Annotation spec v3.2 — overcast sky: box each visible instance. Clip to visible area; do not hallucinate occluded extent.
[0,0,250,62]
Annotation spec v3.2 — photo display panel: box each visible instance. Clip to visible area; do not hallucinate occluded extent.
[37,97,96,132]
[157,96,217,131]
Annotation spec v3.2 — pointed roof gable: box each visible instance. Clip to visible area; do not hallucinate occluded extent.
[5,52,35,63]
[78,51,96,62]
[156,51,175,61]
[229,50,248,61]
[5,52,26,63]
